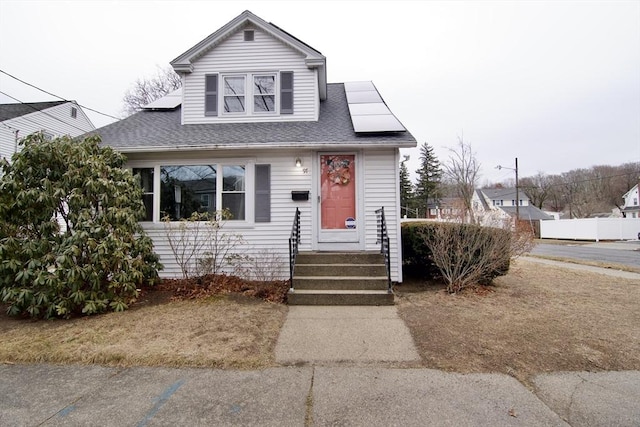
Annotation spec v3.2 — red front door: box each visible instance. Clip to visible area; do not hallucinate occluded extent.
[319,154,358,243]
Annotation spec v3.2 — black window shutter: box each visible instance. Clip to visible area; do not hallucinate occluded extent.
[255,164,271,222]
[205,74,218,116]
[280,71,293,114]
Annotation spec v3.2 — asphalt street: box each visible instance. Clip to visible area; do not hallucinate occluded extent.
[531,241,640,269]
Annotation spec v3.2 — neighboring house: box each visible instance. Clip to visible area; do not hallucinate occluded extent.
[472,188,553,235]
[425,198,463,220]
[0,101,95,159]
[622,184,639,218]
[95,10,417,282]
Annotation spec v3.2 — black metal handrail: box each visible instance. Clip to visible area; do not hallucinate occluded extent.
[288,208,301,290]
[375,207,392,291]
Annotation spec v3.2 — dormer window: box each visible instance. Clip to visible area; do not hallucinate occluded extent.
[223,76,246,113]
[253,75,275,112]
[205,71,293,117]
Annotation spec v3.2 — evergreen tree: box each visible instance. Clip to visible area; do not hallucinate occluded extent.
[415,142,442,217]
[399,160,415,217]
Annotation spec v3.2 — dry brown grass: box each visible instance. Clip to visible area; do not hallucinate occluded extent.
[0,294,287,369]
[396,259,640,387]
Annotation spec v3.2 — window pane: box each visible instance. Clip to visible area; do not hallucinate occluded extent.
[160,165,217,220]
[133,168,154,221]
[254,95,275,112]
[224,77,245,95]
[224,96,245,112]
[254,76,275,94]
[141,194,153,221]
[223,166,245,191]
[222,193,245,220]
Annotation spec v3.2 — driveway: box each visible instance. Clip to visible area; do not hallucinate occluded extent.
[531,241,640,269]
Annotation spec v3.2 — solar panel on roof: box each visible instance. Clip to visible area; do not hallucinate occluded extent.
[351,115,406,133]
[344,81,406,133]
[345,90,383,104]
[344,81,377,92]
[143,88,182,109]
[348,103,391,115]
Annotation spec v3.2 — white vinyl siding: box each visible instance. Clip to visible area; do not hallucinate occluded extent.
[0,102,95,160]
[130,148,403,283]
[363,149,402,282]
[130,150,313,279]
[182,26,318,124]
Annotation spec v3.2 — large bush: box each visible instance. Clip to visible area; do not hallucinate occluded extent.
[0,133,162,318]
[402,221,510,292]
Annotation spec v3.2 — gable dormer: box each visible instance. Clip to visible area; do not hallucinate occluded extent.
[171,11,326,125]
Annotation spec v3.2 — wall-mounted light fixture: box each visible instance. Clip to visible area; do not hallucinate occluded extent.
[295,157,302,168]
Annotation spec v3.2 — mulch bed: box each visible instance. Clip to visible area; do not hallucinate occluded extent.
[139,274,290,305]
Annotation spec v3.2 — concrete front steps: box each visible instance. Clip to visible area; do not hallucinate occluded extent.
[288,252,393,306]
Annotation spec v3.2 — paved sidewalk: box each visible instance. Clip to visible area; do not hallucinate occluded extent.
[2,363,638,426]
[522,256,640,280]
[275,306,420,365]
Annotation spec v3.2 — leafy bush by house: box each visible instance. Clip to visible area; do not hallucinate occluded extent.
[0,133,162,318]
[402,221,510,292]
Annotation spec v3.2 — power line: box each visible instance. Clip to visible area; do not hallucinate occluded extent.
[0,69,120,121]
[0,90,94,134]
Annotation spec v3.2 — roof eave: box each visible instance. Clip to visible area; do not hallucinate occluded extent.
[112,140,417,154]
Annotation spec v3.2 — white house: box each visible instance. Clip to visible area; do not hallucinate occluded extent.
[95,10,417,294]
[0,101,95,159]
[474,188,553,221]
[622,184,639,218]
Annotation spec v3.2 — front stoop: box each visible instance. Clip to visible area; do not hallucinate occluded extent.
[288,252,393,306]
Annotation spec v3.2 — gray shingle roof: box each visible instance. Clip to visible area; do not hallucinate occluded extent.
[500,205,553,221]
[481,187,530,201]
[94,83,417,151]
[0,101,67,122]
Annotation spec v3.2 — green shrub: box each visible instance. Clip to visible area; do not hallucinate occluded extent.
[401,221,441,278]
[402,221,510,292]
[0,133,162,318]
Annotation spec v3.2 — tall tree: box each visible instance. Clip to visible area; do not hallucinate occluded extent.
[443,137,480,223]
[122,66,182,116]
[414,142,442,217]
[519,172,552,209]
[399,160,415,217]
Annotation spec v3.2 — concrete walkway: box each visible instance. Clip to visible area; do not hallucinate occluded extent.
[275,306,420,365]
[522,256,640,280]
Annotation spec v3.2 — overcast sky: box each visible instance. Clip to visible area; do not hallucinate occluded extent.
[1,0,638,184]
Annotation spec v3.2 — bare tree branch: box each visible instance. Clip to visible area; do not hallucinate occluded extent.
[122,66,182,116]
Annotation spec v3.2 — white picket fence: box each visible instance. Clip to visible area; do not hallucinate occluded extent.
[540,218,640,241]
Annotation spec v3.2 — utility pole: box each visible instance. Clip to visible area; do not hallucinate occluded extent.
[515,157,519,221]
[496,157,520,222]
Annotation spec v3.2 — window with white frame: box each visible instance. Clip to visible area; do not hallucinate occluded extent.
[223,74,276,115]
[132,162,269,223]
[207,72,292,117]
[223,76,246,113]
[158,163,247,221]
[253,75,275,113]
